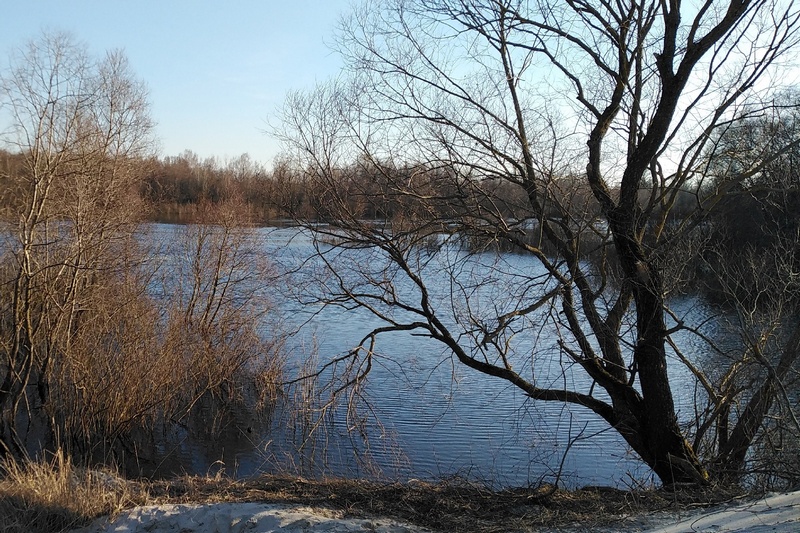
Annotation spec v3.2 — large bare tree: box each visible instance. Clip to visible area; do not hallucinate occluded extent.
[278,0,800,486]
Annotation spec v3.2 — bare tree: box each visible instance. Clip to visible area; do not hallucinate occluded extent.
[0,32,154,458]
[697,239,800,485]
[687,102,800,484]
[0,33,287,466]
[277,0,800,486]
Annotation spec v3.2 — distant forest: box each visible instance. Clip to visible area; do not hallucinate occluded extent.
[2,137,798,310]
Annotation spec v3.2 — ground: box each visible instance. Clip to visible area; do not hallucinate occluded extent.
[67,477,800,533]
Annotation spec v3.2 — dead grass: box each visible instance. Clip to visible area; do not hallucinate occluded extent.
[143,475,746,532]
[0,452,747,533]
[0,451,148,533]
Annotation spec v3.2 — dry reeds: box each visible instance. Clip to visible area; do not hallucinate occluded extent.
[0,449,148,533]
[136,474,738,533]
[0,453,746,533]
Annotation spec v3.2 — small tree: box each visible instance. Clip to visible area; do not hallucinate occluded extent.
[278,0,800,486]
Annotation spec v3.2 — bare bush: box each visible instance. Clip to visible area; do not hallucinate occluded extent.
[0,32,154,458]
[0,34,284,471]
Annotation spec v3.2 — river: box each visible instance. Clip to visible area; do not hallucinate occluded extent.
[140,223,725,489]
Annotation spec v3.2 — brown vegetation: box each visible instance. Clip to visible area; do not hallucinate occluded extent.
[2,3,800,512]
[0,34,284,471]
[0,453,747,533]
[0,450,149,533]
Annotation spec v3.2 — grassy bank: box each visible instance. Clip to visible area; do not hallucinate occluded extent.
[0,453,747,533]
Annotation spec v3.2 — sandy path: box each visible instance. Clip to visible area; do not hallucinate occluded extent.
[643,490,800,533]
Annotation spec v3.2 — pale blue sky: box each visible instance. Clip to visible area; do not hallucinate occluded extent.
[0,0,351,165]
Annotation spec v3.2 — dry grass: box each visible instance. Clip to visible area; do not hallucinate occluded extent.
[0,452,746,533]
[143,475,745,533]
[0,451,148,533]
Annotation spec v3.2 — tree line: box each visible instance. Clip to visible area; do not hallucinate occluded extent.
[8,138,795,296]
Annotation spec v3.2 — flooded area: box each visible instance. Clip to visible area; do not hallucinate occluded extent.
[132,224,725,489]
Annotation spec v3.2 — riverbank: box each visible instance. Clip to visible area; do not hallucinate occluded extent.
[70,489,800,532]
[7,458,795,533]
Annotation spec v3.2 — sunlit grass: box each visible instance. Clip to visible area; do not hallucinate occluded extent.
[0,450,148,533]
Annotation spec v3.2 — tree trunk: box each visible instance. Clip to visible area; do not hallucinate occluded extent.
[611,207,708,485]
[633,317,707,484]
[714,321,800,481]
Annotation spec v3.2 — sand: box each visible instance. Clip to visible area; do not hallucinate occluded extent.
[71,502,430,532]
[643,490,800,533]
[71,490,800,533]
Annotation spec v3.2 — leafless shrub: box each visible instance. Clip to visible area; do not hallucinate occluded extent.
[0,36,285,467]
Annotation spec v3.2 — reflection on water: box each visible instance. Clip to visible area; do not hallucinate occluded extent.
[134,224,724,489]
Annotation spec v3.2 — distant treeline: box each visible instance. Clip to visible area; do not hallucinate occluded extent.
[139,151,301,222]
[139,150,799,307]
[2,143,797,307]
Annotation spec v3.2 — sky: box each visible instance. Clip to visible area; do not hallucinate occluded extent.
[0,0,351,166]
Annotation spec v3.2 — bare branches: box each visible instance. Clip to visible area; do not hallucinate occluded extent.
[278,0,800,487]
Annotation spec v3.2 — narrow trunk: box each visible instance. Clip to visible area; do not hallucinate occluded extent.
[715,322,800,481]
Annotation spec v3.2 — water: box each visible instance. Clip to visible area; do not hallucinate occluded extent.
[139,223,722,488]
